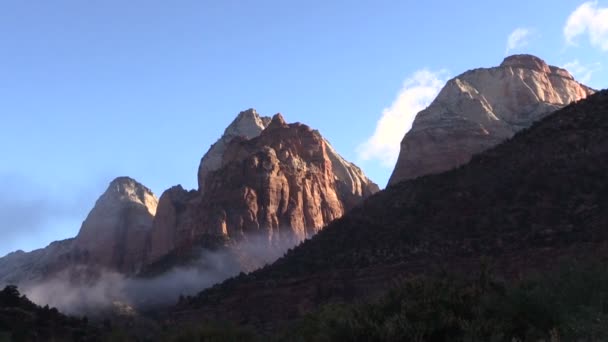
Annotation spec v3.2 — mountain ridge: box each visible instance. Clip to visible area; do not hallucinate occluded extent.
[0,111,378,296]
[173,89,608,330]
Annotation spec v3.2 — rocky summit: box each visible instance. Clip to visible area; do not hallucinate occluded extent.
[388,54,595,185]
[146,112,379,265]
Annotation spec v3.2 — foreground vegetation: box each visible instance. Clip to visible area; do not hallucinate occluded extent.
[165,260,608,342]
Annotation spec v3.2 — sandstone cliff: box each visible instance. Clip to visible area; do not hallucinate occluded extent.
[388,54,595,185]
[146,112,379,265]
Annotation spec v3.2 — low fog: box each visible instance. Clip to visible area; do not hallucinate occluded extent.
[21,236,297,316]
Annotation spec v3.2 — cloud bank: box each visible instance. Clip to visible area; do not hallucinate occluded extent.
[564,1,608,51]
[357,70,446,167]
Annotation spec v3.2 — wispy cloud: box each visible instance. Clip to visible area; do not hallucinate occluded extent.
[564,1,608,51]
[506,28,533,54]
[357,70,447,167]
[562,59,602,83]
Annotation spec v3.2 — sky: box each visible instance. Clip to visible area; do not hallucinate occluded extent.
[0,0,607,256]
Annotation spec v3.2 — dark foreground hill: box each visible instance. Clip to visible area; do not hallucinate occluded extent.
[173,90,608,331]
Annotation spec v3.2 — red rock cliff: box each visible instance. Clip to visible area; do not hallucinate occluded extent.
[146,113,379,264]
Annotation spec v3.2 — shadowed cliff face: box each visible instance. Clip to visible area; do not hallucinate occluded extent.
[146,113,379,264]
[388,54,595,185]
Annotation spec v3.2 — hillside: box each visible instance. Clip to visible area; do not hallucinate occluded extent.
[174,90,608,330]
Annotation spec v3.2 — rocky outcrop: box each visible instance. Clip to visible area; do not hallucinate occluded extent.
[146,112,379,265]
[74,177,158,274]
[388,54,595,185]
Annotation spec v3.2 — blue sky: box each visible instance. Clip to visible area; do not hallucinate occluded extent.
[1,0,606,256]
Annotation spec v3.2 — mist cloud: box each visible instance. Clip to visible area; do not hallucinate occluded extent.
[21,236,297,316]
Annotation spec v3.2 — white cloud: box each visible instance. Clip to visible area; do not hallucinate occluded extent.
[506,28,532,54]
[357,70,446,167]
[564,1,608,51]
[562,59,602,83]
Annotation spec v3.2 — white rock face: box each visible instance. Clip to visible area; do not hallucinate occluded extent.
[74,177,158,273]
[197,109,272,194]
[388,54,595,185]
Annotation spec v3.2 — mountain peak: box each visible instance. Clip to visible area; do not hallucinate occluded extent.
[224,108,272,139]
[73,177,158,272]
[102,176,157,215]
[149,110,379,266]
[389,54,594,185]
[500,54,551,73]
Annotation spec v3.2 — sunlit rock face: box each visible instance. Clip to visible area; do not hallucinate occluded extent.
[74,177,158,274]
[146,111,379,265]
[388,54,595,185]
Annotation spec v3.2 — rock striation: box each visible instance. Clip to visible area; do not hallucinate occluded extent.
[388,54,595,185]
